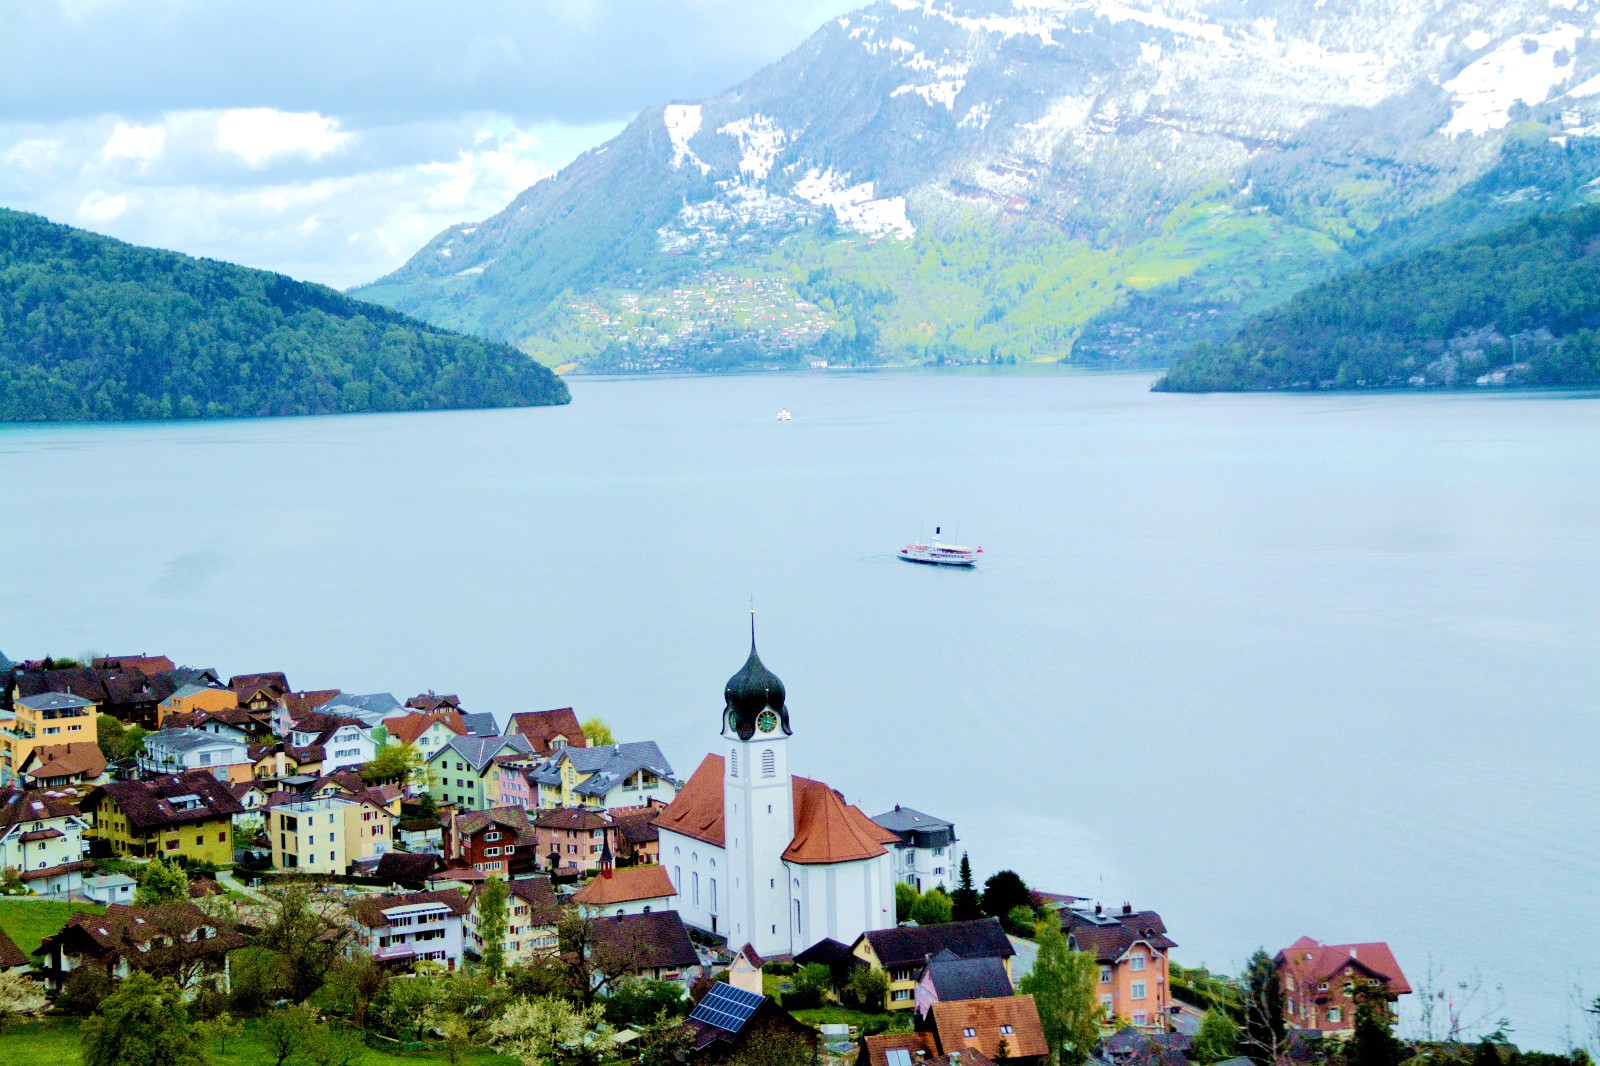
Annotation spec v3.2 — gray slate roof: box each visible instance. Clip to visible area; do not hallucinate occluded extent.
[871,806,953,833]
[322,692,402,725]
[438,732,533,771]
[924,950,1014,1003]
[526,742,675,796]
[15,691,95,711]
[145,728,245,754]
[458,712,499,737]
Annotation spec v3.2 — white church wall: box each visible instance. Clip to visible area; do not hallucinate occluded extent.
[658,828,727,937]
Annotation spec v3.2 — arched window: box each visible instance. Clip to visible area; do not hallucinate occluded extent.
[761,749,776,777]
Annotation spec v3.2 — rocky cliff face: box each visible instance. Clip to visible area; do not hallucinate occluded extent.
[358,0,1600,371]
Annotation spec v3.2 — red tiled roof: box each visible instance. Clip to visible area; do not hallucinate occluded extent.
[572,865,676,906]
[93,655,175,676]
[864,1033,938,1066]
[1277,937,1411,995]
[653,756,726,846]
[386,711,466,746]
[930,995,1049,1061]
[505,708,585,755]
[0,927,26,969]
[20,742,107,781]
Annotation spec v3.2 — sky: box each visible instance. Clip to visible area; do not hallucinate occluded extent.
[1,1,860,289]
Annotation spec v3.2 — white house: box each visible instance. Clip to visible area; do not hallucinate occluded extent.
[870,806,958,894]
[350,889,471,970]
[139,728,250,781]
[654,635,898,959]
[570,864,677,916]
[0,788,92,898]
[288,716,378,775]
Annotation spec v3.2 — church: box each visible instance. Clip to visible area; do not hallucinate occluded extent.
[654,632,899,958]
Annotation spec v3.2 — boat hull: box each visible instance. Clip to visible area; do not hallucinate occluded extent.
[898,548,978,567]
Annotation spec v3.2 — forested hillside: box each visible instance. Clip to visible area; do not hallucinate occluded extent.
[1153,206,1600,392]
[0,210,568,422]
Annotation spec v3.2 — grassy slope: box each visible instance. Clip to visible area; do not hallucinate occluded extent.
[0,899,104,955]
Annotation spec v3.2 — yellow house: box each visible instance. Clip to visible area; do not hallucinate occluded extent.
[851,920,1017,1011]
[157,684,238,727]
[2,691,98,784]
[86,770,244,864]
[267,794,392,873]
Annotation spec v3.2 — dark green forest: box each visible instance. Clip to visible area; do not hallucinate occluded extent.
[1155,204,1600,392]
[0,209,568,422]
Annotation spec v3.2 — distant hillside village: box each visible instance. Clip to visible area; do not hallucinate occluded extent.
[0,642,1558,1066]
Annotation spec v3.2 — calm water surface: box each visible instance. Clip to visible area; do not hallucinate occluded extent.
[2,371,1597,1046]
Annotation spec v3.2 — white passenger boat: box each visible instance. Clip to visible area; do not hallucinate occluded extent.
[777,408,792,421]
[898,528,982,567]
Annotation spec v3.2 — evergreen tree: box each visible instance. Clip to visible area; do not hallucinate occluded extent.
[1239,950,1287,1066]
[80,972,207,1066]
[1348,1001,1407,1066]
[952,854,982,921]
[477,875,510,980]
[1020,910,1101,1066]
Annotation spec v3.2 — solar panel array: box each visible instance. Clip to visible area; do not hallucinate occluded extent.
[688,982,766,1033]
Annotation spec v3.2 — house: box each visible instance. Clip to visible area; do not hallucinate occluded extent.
[33,901,245,991]
[572,863,677,915]
[654,637,899,957]
[871,805,957,894]
[466,876,562,965]
[534,807,622,875]
[349,889,471,970]
[1062,901,1175,1030]
[1,692,98,786]
[79,871,138,905]
[156,683,237,727]
[853,919,1016,1011]
[915,949,1015,1016]
[613,803,665,864]
[230,672,290,713]
[266,794,392,873]
[0,787,93,897]
[382,711,466,760]
[323,692,404,723]
[16,742,107,788]
[728,944,764,994]
[590,910,701,986]
[449,806,537,876]
[460,713,499,738]
[284,713,378,775]
[0,927,29,973]
[505,707,588,755]
[138,728,252,782]
[84,770,243,862]
[864,997,1048,1066]
[682,982,817,1063]
[1275,936,1411,1034]
[426,733,534,811]
[227,781,270,820]
[250,743,319,781]
[406,692,463,714]
[526,741,677,809]
[14,661,178,728]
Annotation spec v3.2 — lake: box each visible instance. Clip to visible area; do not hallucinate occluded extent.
[2,370,1597,1047]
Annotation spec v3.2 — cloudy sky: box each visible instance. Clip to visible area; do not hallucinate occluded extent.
[2,1,858,289]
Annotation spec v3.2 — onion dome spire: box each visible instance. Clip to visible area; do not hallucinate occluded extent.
[723,612,791,741]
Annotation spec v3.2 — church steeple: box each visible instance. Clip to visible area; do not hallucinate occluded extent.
[722,614,791,741]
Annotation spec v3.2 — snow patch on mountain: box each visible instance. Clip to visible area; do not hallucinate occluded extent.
[1443,26,1581,135]
[718,115,788,181]
[664,104,711,173]
[793,168,915,239]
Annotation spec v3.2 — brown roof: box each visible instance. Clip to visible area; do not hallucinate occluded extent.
[572,865,676,906]
[0,927,26,970]
[534,807,616,832]
[373,851,444,883]
[385,710,466,746]
[19,742,107,781]
[284,690,340,718]
[1,787,86,833]
[864,1032,938,1066]
[1062,907,1176,963]
[501,877,563,924]
[655,754,897,864]
[349,888,471,928]
[93,655,176,676]
[406,692,462,713]
[456,806,536,843]
[505,707,585,755]
[862,919,1015,969]
[1277,936,1411,996]
[930,995,1049,1061]
[590,910,698,973]
[39,902,246,966]
[615,809,661,846]
[90,771,244,832]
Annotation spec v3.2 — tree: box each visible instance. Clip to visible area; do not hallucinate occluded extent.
[256,884,351,1003]
[80,972,207,1066]
[1239,949,1288,1066]
[786,964,833,1010]
[0,970,47,1032]
[135,855,190,905]
[1005,904,1039,938]
[324,951,388,1029]
[1348,1000,1407,1066]
[895,881,918,923]
[61,964,115,1015]
[477,875,510,980]
[982,871,1032,921]
[490,995,603,1066]
[303,1021,368,1066]
[604,977,690,1029]
[951,854,982,922]
[1190,1009,1240,1064]
[727,1029,815,1066]
[1020,910,1101,1066]
[361,743,424,787]
[636,1010,696,1066]
[846,967,890,1012]
[0,866,24,895]
[372,969,450,1043]
[259,1004,317,1066]
[581,717,616,746]
[198,1012,241,1057]
[910,888,954,926]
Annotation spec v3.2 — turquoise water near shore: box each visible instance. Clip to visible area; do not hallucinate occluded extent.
[2,370,1597,1046]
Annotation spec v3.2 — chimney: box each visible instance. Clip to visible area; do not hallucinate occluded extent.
[1122,901,1133,916]
[895,804,902,812]
[1094,902,1103,915]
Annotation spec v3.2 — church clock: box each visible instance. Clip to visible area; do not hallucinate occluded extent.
[756,709,779,733]
[728,709,742,732]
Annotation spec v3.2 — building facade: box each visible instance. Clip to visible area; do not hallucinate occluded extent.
[0,789,92,897]
[1,692,97,785]
[1276,936,1411,1034]
[870,805,957,894]
[267,794,392,873]
[1062,901,1176,1030]
[350,889,470,970]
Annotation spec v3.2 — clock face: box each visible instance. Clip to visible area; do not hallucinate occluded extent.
[727,709,741,732]
[756,710,779,733]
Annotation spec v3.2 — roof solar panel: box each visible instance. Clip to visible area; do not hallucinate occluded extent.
[888,1050,914,1066]
[688,982,766,1032]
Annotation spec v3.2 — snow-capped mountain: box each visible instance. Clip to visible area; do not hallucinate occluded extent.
[357,0,1600,370]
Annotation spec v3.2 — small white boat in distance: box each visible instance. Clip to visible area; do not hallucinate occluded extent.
[898,527,982,567]
[777,408,792,421]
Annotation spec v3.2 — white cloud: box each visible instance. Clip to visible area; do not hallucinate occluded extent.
[102,121,165,164]
[4,136,62,170]
[77,190,130,222]
[215,108,352,168]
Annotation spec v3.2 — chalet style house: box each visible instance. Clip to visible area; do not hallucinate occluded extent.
[1276,936,1411,1034]
[1061,901,1176,1030]
[505,707,588,755]
[0,787,92,897]
[33,902,245,992]
[864,996,1048,1066]
[350,889,471,970]
[85,770,243,862]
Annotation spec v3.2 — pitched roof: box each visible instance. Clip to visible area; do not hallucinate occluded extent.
[572,865,676,906]
[435,733,533,772]
[590,910,698,972]
[91,771,244,832]
[505,707,585,754]
[871,806,955,834]
[1276,937,1411,995]
[385,710,467,746]
[563,742,675,797]
[38,902,246,964]
[1098,1029,1192,1066]
[373,851,445,883]
[406,692,462,713]
[862,919,1015,969]
[144,727,246,755]
[503,877,563,924]
[458,712,500,737]
[534,807,616,832]
[655,754,897,864]
[930,995,1049,1061]
[0,788,84,834]
[348,889,471,928]
[283,690,340,718]
[92,655,176,676]
[19,742,107,781]
[795,937,862,971]
[0,927,26,970]
[1062,907,1176,963]
[615,809,661,846]
[925,951,1015,1002]
[864,1031,939,1066]
[15,691,95,711]
[456,806,536,843]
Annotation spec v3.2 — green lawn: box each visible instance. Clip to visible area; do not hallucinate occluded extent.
[0,899,105,955]
[791,1005,905,1033]
[7,1017,517,1066]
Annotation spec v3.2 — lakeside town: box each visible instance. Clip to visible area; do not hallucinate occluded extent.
[0,641,1580,1066]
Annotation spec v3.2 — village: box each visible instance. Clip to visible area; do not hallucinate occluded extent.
[2,641,1436,1066]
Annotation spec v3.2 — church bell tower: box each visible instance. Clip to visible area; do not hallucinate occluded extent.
[722,616,795,957]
